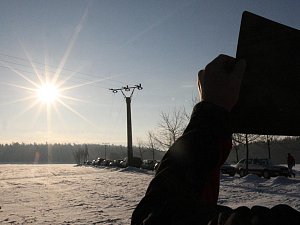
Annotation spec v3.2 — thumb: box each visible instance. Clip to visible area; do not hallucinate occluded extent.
[197,70,205,99]
[198,69,205,84]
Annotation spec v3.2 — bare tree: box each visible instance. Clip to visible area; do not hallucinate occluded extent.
[266,135,273,159]
[73,147,84,165]
[153,107,188,150]
[83,144,89,162]
[136,138,145,160]
[183,95,199,121]
[264,135,282,159]
[73,151,80,165]
[148,131,159,160]
[72,145,90,165]
[232,133,261,172]
[232,138,240,163]
[232,133,261,145]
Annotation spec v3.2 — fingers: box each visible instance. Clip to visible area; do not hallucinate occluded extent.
[207,54,246,81]
[230,59,246,80]
[197,70,205,98]
[197,54,246,111]
[205,54,236,71]
[199,55,246,83]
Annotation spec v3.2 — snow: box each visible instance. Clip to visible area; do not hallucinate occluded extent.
[0,164,299,224]
[219,167,300,210]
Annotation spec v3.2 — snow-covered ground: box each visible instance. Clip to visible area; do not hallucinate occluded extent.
[0,164,299,225]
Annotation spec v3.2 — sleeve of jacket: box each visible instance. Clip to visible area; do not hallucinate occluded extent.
[131,101,232,225]
[155,101,232,195]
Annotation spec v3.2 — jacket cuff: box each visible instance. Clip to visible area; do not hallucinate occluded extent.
[189,101,232,136]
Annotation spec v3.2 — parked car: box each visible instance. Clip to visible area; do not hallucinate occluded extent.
[221,162,236,176]
[109,159,123,167]
[154,161,160,171]
[141,159,156,170]
[83,161,92,165]
[236,158,290,178]
[100,159,112,166]
[92,157,105,166]
[120,157,143,168]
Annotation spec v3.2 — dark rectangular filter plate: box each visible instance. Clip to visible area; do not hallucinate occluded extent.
[231,11,300,135]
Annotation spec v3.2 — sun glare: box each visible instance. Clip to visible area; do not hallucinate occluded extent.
[36,83,60,104]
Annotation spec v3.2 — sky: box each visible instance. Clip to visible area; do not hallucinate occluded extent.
[0,0,299,145]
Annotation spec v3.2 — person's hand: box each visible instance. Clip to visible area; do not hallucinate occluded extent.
[198,54,246,112]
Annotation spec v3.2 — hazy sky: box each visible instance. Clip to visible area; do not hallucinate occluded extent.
[0,0,299,145]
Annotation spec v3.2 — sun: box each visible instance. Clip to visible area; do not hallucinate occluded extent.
[36,83,60,104]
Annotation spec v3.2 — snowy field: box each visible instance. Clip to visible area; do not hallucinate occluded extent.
[0,164,299,225]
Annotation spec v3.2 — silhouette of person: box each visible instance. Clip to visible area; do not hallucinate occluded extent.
[131,55,300,225]
[287,153,296,177]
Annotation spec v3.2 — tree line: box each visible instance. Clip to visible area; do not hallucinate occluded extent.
[1,103,299,164]
[0,143,165,164]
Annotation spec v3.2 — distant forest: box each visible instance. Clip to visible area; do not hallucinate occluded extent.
[0,137,299,164]
[0,143,165,164]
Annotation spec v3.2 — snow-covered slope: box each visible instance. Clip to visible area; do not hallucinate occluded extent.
[0,164,299,224]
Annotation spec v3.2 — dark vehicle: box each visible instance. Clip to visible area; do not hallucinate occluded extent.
[236,158,290,178]
[100,159,112,166]
[109,159,123,167]
[84,161,92,165]
[92,157,105,166]
[154,161,160,171]
[221,162,236,176]
[120,157,143,168]
[141,159,156,170]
